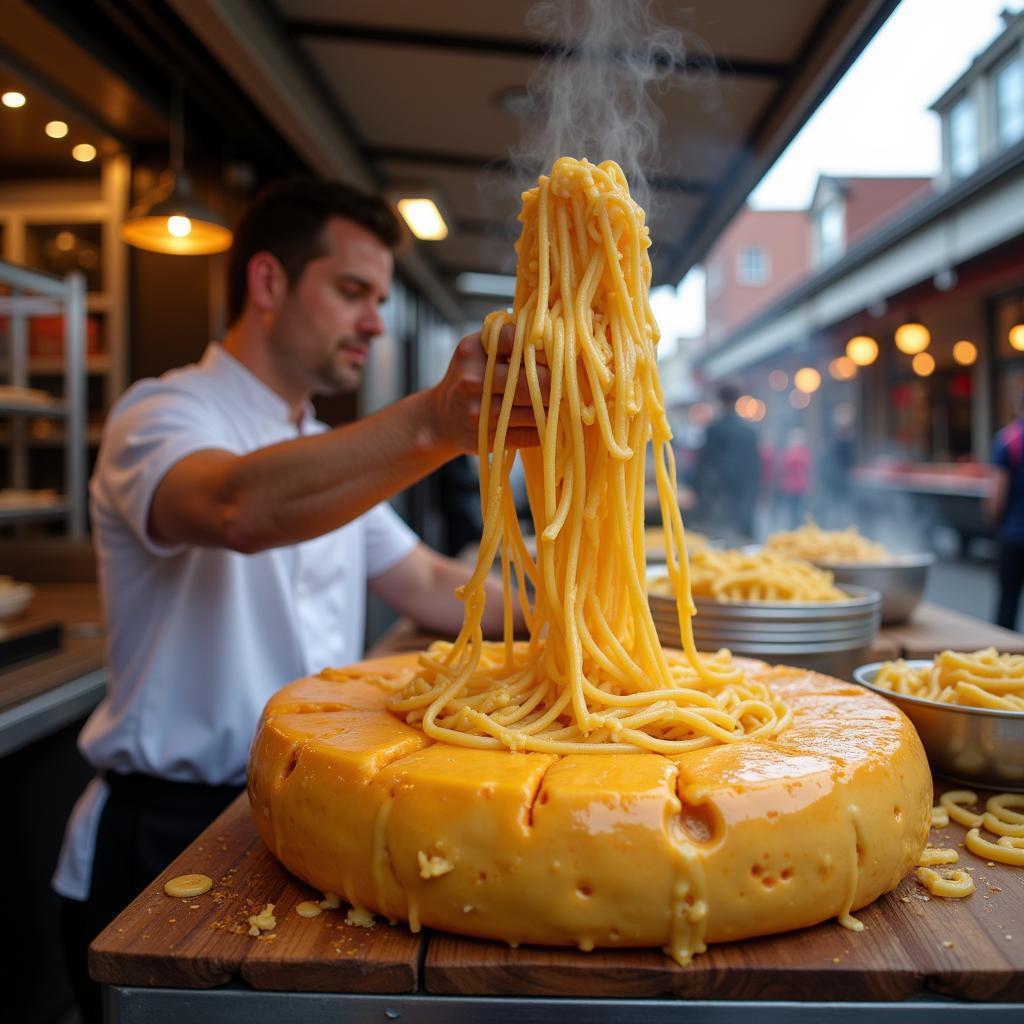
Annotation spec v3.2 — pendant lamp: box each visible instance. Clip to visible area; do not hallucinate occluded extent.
[120,82,232,255]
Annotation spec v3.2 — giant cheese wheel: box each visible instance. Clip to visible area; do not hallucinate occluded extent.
[247,653,931,960]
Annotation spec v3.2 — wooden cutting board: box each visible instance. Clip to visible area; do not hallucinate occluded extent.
[90,784,1024,1002]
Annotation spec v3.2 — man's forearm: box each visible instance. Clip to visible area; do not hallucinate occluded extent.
[220,390,453,551]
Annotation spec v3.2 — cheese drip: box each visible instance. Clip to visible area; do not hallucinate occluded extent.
[389,158,790,755]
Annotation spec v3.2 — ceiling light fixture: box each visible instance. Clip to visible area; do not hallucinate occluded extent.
[794,367,821,393]
[952,340,977,366]
[828,356,857,380]
[395,197,448,241]
[912,352,935,376]
[45,120,68,139]
[71,143,96,162]
[2,91,26,108]
[120,80,232,255]
[455,272,517,298]
[846,335,879,366]
[894,320,931,355]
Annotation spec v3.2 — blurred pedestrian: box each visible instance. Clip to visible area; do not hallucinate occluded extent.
[820,404,857,526]
[777,428,812,528]
[693,382,761,541]
[989,391,1024,630]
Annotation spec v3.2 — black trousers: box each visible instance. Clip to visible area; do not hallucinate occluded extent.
[996,540,1024,631]
[60,773,242,1024]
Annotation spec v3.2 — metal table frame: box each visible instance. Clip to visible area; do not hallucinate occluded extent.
[106,986,1024,1022]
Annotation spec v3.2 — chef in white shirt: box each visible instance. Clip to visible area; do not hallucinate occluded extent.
[54,178,545,1023]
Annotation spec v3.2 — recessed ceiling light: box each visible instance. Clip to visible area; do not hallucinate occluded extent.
[45,120,68,139]
[396,197,448,241]
[456,272,517,298]
[2,91,26,108]
[72,142,97,162]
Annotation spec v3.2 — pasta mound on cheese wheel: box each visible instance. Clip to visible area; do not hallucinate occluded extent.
[389,158,790,755]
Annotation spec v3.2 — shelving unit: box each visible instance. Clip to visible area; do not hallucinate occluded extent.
[0,156,129,439]
[0,261,87,538]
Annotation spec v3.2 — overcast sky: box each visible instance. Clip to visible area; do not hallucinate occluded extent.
[653,0,1024,345]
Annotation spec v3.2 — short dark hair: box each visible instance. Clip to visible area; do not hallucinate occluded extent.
[227,177,402,324]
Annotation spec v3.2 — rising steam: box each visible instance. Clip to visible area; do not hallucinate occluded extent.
[512,0,700,214]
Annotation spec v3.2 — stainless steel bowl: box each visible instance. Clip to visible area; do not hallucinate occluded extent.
[853,661,1024,791]
[648,580,881,680]
[813,554,934,625]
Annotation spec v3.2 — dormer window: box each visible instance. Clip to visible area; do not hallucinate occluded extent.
[815,201,845,267]
[949,94,979,178]
[995,53,1024,149]
[737,246,769,286]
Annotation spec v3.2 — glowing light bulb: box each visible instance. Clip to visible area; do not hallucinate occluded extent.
[45,120,68,138]
[894,322,931,355]
[794,367,821,394]
[1010,324,1024,352]
[912,352,935,376]
[846,335,878,366]
[952,340,977,366]
[72,143,96,162]
[2,91,26,108]
[828,356,857,380]
[167,215,192,238]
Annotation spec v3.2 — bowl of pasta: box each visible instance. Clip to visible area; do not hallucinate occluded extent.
[763,523,933,625]
[853,649,1024,790]
[648,548,881,679]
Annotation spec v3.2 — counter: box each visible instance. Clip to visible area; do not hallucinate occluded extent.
[0,582,106,757]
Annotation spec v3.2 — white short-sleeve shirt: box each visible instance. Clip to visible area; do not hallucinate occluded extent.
[53,343,419,900]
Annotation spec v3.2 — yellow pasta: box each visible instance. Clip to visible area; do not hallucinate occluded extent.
[914,866,975,898]
[765,520,888,564]
[938,790,984,829]
[930,806,950,828]
[982,813,1024,837]
[918,847,958,866]
[389,158,790,754]
[872,649,1024,711]
[652,548,847,603]
[966,828,1024,866]
[988,793,1024,823]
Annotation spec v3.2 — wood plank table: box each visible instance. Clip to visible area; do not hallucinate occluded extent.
[91,784,1024,1021]
[91,601,1024,1020]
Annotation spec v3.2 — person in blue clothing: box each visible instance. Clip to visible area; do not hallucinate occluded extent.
[989,391,1024,629]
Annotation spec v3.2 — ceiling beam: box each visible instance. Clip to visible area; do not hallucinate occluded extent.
[281,20,789,79]
[372,146,709,195]
[166,0,465,324]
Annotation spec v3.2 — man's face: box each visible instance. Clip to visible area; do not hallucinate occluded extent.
[269,216,393,395]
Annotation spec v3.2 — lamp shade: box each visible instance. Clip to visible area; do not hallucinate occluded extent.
[120,173,232,255]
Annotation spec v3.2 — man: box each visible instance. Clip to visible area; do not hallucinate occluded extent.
[693,382,762,540]
[989,390,1024,630]
[54,178,546,1021]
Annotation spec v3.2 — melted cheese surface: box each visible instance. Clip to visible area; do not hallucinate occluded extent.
[248,656,931,960]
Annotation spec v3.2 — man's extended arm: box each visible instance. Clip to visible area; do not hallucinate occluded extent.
[148,327,547,553]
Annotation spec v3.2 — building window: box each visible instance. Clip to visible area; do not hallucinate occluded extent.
[949,94,979,178]
[995,54,1024,150]
[737,246,769,286]
[815,202,845,267]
